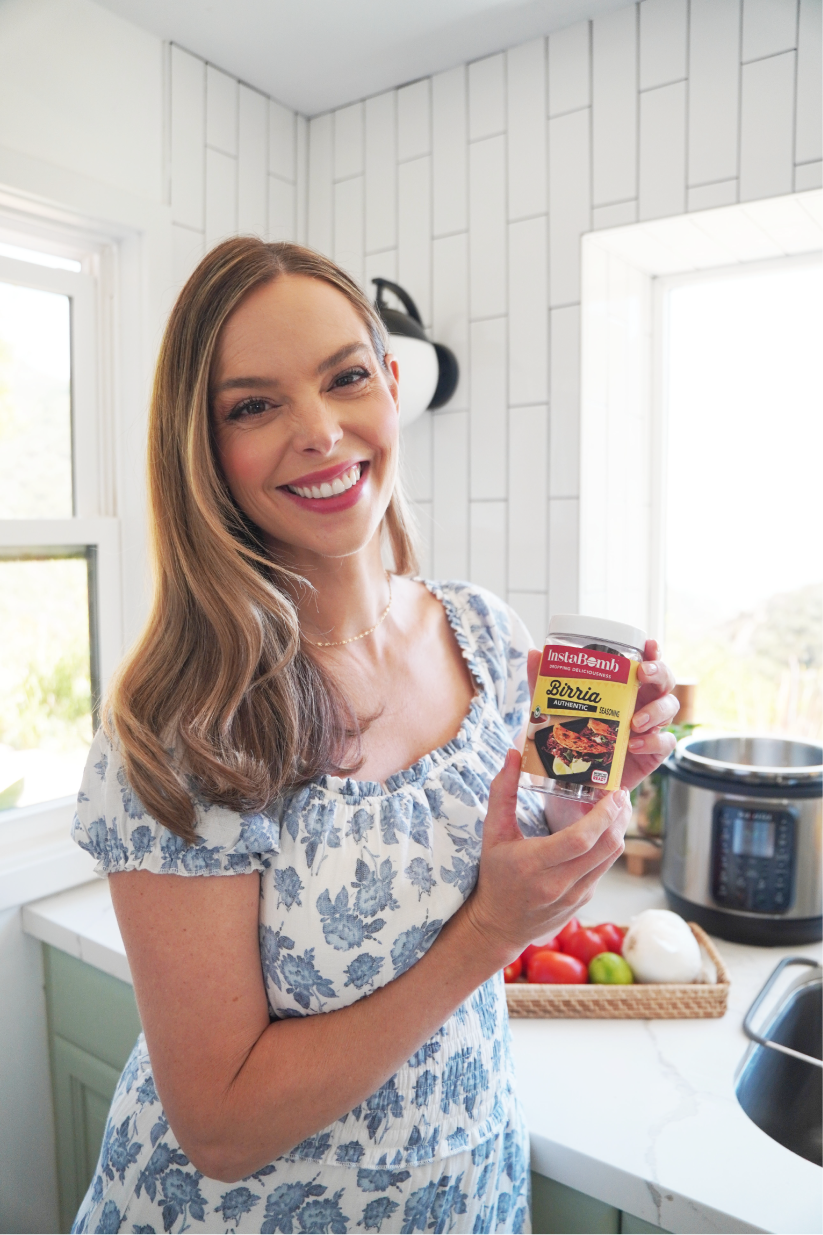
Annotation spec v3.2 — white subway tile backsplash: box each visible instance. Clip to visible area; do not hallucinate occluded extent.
[296,115,308,243]
[333,175,364,285]
[592,5,638,206]
[401,413,432,503]
[469,136,507,318]
[307,113,333,256]
[365,93,397,254]
[268,176,295,242]
[469,317,507,500]
[796,0,823,166]
[433,66,468,237]
[398,80,431,161]
[508,404,548,591]
[205,147,237,246]
[795,160,822,190]
[365,249,397,291]
[470,500,507,597]
[469,53,506,140]
[687,179,739,210]
[507,38,547,221]
[507,591,545,644]
[549,305,580,499]
[592,200,637,229]
[432,233,469,412]
[206,65,237,156]
[171,223,204,290]
[170,46,205,230]
[688,0,741,186]
[640,0,687,90]
[549,108,590,305]
[270,100,296,182]
[238,86,267,236]
[334,102,364,180]
[740,52,796,201]
[508,216,548,406]
[398,156,432,326]
[742,0,798,62]
[432,411,470,578]
[548,21,590,116]
[639,81,686,220]
[548,497,579,617]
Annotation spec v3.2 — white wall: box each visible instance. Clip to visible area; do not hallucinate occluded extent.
[304,0,822,642]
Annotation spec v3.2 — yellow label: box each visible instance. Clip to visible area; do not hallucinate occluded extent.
[521,644,639,791]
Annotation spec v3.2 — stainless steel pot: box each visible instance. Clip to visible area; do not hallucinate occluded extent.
[661,735,822,945]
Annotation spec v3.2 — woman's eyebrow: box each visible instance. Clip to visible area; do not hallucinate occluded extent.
[316,342,369,373]
[213,374,274,394]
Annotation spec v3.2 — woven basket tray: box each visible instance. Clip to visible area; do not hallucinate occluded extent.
[506,923,730,1019]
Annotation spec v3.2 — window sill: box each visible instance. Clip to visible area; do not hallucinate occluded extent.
[0,797,97,911]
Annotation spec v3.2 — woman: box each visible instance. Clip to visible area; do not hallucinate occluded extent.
[71,240,677,1235]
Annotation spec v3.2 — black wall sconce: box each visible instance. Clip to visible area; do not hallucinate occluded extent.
[372,279,459,427]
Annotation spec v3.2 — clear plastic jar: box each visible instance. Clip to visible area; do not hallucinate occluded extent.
[520,615,646,802]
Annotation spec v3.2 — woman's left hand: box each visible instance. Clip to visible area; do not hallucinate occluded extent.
[621,639,678,790]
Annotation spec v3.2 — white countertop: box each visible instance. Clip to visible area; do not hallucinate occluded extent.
[23,867,822,1235]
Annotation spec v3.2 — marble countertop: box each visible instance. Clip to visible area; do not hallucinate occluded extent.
[23,867,822,1235]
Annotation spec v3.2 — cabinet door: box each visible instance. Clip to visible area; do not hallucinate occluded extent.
[51,1035,121,1233]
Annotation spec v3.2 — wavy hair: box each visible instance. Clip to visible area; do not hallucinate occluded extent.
[106,238,419,841]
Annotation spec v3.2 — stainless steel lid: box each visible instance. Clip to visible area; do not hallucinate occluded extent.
[673,734,823,788]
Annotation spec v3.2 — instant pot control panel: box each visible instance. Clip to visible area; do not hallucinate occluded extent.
[711,803,797,914]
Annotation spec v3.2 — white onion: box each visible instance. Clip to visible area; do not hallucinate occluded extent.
[623,909,702,984]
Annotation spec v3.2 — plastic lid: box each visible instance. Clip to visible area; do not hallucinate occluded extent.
[548,614,647,652]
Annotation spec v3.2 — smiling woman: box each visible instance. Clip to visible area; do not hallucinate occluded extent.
[68,239,671,1235]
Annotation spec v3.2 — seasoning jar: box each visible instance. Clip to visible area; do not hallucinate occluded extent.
[520,615,646,802]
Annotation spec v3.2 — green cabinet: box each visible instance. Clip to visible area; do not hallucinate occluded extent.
[43,945,142,1234]
[530,1172,670,1234]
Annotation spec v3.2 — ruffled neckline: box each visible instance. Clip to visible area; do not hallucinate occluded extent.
[315,579,492,800]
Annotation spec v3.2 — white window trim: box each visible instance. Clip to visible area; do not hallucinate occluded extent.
[579,189,823,644]
[0,152,172,906]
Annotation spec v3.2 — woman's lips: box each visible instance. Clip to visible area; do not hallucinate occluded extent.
[279,461,369,513]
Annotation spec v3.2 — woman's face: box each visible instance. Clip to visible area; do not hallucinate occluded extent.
[211,274,399,566]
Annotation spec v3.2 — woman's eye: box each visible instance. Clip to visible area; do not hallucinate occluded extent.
[333,367,371,389]
[227,397,274,421]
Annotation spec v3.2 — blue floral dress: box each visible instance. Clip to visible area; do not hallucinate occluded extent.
[70,581,548,1235]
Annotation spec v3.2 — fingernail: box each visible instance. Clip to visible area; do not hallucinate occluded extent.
[633,712,649,729]
[643,661,658,675]
[629,738,644,751]
[615,789,629,807]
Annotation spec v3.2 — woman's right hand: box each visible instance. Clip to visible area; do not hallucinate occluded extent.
[463,748,630,966]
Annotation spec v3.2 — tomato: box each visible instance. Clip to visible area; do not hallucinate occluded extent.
[526,949,588,984]
[562,927,609,966]
[556,918,581,951]
[519,943,552,970]
[503,957,523,983]
[594,923,625,955]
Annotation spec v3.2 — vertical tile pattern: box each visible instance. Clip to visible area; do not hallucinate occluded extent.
[688,0,741,186]
[592,5,638,206]
[507,38,547,221]
[740,52,796,200]
[166,14,818,628]
[640,0,688,89]
[795,0,822,168]
[238,86,267,236]
[433,67,467,237]
[639,82,687,220]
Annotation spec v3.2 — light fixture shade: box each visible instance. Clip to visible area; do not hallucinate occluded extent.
[372,278,459,427]
[389,334,439,426]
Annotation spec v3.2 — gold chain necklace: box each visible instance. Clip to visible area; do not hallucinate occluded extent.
[304,573,393,648]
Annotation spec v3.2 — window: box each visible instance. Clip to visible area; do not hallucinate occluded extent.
[0,238,120,812]
[659,258,822,739]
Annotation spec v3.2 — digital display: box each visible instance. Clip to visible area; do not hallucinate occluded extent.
[731,811,776,859]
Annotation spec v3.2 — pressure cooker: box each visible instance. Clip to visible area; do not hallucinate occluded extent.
[660,735,822,945]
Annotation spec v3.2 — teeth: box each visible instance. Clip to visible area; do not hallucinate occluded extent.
[288,463,362,499]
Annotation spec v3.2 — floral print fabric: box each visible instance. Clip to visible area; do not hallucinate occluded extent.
[71,581,546,1234]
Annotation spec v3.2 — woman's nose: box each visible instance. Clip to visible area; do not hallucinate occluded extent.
[289,394,344,454]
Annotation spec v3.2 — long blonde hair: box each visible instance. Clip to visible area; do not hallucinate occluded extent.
[107,239,418,841]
